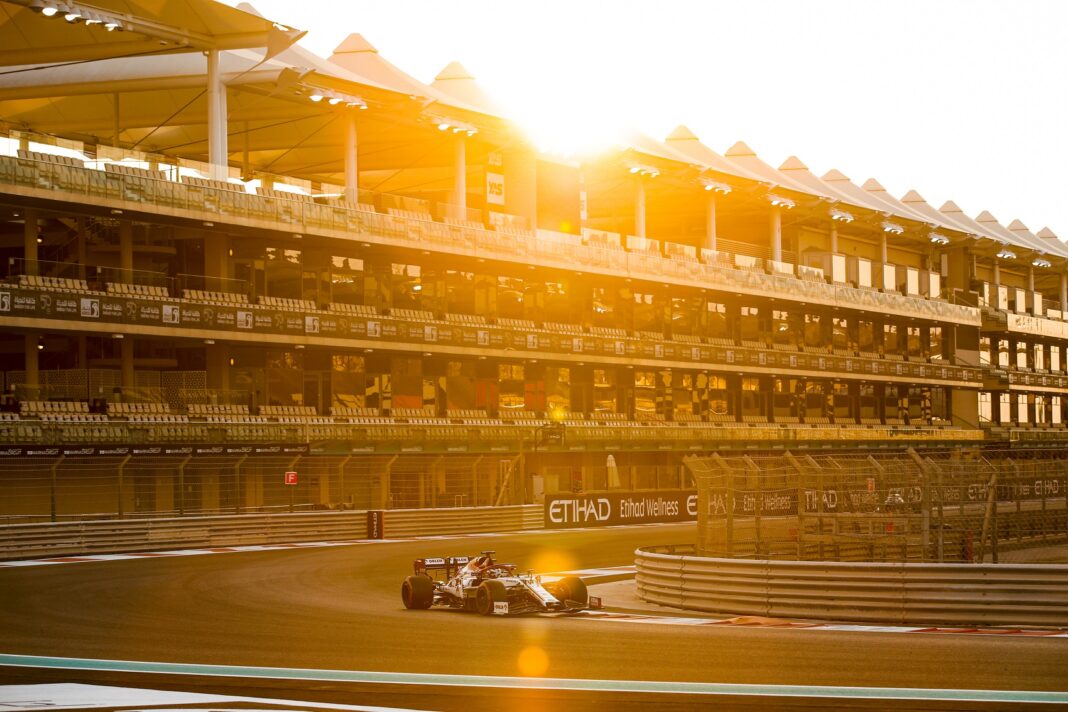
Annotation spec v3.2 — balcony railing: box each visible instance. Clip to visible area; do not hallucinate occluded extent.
[0,418,986,451]
[0,154,980,327]
[0,278,986,388]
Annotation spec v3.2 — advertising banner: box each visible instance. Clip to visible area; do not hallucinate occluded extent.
[544,489,698,529]
[0,444,310,458]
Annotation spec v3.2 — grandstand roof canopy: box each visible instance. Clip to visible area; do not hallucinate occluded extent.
[328,34,489,117]
[0,0,302,65]
[722,141,823,199]
[778,157,870,211]
[0,0,516,195]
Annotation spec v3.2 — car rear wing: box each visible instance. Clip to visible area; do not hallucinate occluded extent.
[414,556,470,581]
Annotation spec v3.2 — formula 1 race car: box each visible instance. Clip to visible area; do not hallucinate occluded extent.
[400,550,597,616]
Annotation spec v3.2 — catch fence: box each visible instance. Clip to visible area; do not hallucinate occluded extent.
[686,447,1068,562]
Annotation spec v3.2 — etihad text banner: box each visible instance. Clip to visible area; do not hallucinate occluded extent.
[544,490,697,529]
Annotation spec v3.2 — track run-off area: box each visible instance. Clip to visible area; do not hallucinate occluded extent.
[1,523,1067,710]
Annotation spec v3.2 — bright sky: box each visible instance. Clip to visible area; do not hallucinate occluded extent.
[237,0,1068,235]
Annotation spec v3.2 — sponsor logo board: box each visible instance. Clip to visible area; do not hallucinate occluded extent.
[544,489,698,528]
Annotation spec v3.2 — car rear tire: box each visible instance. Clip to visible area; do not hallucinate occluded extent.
[401,575,434,609]
[552,575,588,606]
[475,580,507,615]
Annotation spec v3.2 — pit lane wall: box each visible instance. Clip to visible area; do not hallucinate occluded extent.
[0,505,542,561]
[635,544,1068,627]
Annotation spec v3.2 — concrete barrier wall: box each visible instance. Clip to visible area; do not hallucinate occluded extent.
[0,505,544,561]
[636,544,1068,627]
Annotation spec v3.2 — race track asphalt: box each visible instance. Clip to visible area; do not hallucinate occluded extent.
[1,523,1066,708]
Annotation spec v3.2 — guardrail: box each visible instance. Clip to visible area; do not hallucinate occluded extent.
[0,504,543,561]
[635,544,1068,626]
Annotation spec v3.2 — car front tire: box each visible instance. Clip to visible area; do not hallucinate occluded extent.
[550,575,588,606]
[475,580,506,615]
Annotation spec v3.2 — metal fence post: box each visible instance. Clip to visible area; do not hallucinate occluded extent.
[177,454,191,516]
[49,456,64,522]
[116,454,130,519]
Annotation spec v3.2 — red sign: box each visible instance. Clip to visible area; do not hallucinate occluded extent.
[284,471,298,485]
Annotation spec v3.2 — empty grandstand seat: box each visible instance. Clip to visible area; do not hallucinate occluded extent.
[257,186,313,202]
[182,176,245,193]
[330,406,382,418]
[495,317,536,330]
[328,303,380,318]
[106,282,170,299]
[498,410,543,421]
[258,296,317,311]
[445,313,487,326]
[182,289,248,304]
[544,321,584,334]
[387,207,434,221]
[260,405,318,418]
[390,408,439,420]
[589,325,627,338]
[389,308,438,322]
[187,404,250,418]
[18,274,92,293]
[18,149,86,169]
[19,400,89,417]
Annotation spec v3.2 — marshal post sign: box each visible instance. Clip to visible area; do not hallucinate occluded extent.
[544,490,697,529]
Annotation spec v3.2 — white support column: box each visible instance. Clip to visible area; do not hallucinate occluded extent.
[206,50,228,180]
[634,176,646,238]
[344,113,359,204]
[769,207,782,263]
[119,220,133,282]
[830,224,839,254]
[1060,272,1067,315]
[880,233,888,264]
[453,135,467,218]
[1028,265,1035,292]
[23,208,38,275]
[993,261,1001,288]
[704,194,717,252]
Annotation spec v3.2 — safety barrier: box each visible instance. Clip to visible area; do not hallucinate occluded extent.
[0,504,544,561]
[636,544,1068,626]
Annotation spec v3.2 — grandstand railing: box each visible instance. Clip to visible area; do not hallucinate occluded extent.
[0,154,980,327]
[0,418,988,449]
[0,279,986,389]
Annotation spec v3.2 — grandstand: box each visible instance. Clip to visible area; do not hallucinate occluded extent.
[0,0,1066,520]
